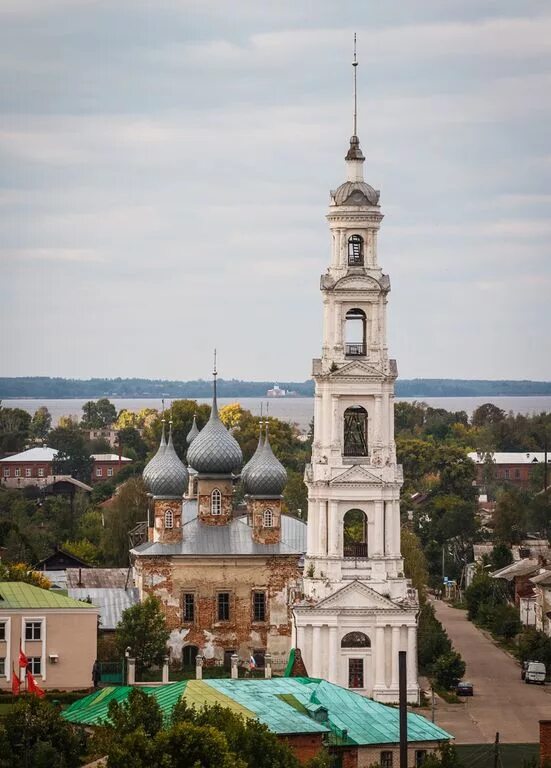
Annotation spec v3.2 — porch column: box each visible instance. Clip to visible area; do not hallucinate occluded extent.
[317,501,327,556]
[328,501,340,556]
[373,500,384,555]
[374,395,382,445]
[374,626,385,688]
[391,626,400,689]
[311,626,322,677]
[393,500,401,557]
[296,624,305,653]
[407,626,417,687]
[328,626,338,684]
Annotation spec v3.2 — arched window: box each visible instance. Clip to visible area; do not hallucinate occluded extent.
[182,645,198,668]
[263,508,274,528]
[211,489,222,515]
[341,631,371,648]
[164,508,174,529]
[348,235,364,266]
[343,406,368,456]
[345,309,366,357]
[343,508,368,559]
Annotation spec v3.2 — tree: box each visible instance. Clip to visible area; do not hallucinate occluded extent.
[465,571,504,621]
[49,422,92,482]
[101,477,148,565]
[62,538,101,565]
[493,488,528,544]
[472,403,506,427]
[0,405,31,452]
[433,650,466,690]
[0,696,85,768]
[29,407,52,441]
[106,687,164,739]
[115,595,169,672]
[283,469,308,518]
[489,603,521,640]
[490,543,513,571]
[117,426,149,461]
[401,528,429,604]
[417,603,452,672]
[0,562,51,589]
[81,398,117,429]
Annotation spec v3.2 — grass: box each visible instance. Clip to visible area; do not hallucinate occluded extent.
[433,685,461,704]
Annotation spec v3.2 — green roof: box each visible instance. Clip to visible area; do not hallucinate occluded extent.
[63,678,453,745]
[0,581,97,610]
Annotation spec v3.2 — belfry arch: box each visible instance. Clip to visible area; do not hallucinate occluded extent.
[343,405,368,457]
[344,308,366,357]
[343,508,368,558]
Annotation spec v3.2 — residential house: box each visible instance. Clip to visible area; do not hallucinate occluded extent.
[468,452,550,490]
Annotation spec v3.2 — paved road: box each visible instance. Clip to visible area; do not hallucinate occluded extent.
[426,600,551,743]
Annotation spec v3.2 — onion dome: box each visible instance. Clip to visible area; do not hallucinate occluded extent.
[244,425,287,497]
[241,422,265,486]
[143,424,188,498]
[186,415,200,446]
[186,373,243,475]
[142,420,167,488]
[331,179,379,207]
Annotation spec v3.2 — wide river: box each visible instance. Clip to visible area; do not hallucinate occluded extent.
[5,396,551,433]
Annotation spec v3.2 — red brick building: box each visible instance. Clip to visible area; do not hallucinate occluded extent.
[90,453,132,483]
[0,447,131,488]
[468,451,550,489]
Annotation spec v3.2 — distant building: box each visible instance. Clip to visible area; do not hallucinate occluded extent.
[267,384,287,397]
[0,447,131,488]
[89,427,119,448]
[0,581,98,691]
[468,451,550,489]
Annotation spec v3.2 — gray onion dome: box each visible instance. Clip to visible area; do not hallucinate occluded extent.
[244,426,287,497]
[241,423,264,486]
[186,415,200,445]
[143,421,167,488]
[144,424,188,498]
[186,379,243,475]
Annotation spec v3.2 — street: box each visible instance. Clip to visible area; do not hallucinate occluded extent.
[424,600,551,743]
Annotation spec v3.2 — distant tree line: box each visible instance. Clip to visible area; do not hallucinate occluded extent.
[1,376,551,399]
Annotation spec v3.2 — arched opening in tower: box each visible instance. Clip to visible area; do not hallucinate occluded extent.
[343,405,368,456]
[343,508,368,558]
[345,309,366,357]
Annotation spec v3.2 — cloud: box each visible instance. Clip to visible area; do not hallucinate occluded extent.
[2,248,106,263]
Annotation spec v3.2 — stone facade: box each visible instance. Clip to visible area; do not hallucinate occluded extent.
[248,497,282,545]
[197,477,234,524]
[152,498,182,544]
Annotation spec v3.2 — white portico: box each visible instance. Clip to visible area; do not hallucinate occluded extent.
[294,66,419,703]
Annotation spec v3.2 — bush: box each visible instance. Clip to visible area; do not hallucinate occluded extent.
[418,603,452,672]
[489,603,522,640]
[518,628,551,669]
[433,651,466,690]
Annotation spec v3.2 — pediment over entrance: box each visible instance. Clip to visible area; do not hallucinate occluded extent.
[314,580,401,611]
[330,465,382,485]
[329,360,384,379]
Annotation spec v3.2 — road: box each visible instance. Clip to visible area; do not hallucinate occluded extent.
[426,600,551,743]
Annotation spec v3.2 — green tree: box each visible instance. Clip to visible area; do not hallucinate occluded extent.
[106,687,164,738]
[283,469,308,518]
[493,488,528,543]
[472,403,506,427]
[117,426,149,460]
[433,650,466,690]
[29,406,52,441]
[0,405,31,452]
[464,571,504,621]
[115,595,169,672]
[81,398,117,429]
[401,528,429,604]
[417,603,452,672]
[489,543,513,571]
[62,538,101,565]
[101,477,148,565]
[489,603,521,640]
[49,422,93,482]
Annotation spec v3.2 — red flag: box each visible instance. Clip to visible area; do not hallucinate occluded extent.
[18,644,28,669]
[11,665,20,696]
[26,671,45,698]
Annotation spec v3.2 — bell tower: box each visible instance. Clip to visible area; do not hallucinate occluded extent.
[294,38,419,704]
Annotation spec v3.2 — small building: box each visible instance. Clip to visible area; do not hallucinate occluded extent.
[468,452,550,489]
[68,587,139,631]
[0,581,98,691]
[90,453,132,484]
[89,427,119,449]
[63,677,452,766]
[530,570,551,635]
[491,559,542,627]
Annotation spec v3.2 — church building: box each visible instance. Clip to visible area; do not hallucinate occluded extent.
[293,91,419,703]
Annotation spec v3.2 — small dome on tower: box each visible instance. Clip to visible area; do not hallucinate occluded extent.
[244,426,287,497]
[143,424,188,498]
[186,376,243,475]
[241,422,264,486]
[186,415,200,446]
[142,421,167,488]
[331,180,380,207]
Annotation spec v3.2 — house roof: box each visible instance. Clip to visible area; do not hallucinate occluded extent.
[132,502,306,558]
[66,568,132,589]
[62,678,452,744]
[468,451,550,465]
[68,587,139,629]
[90,454,132,463]
[34,547,92,570]
[530,570,551,586]
[0,447,58,462]
[491,559,541,581]
[0,581,97,610]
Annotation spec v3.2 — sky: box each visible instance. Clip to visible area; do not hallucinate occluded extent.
[1,0,550,382]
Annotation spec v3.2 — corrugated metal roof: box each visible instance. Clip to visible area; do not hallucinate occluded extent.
[66,568,132,589]
[91,454,132,462]
[68,588,139,630]
[63,678,453,745]
[468,451,550,465]
[0,447,58,462]
[491,559,540,581]
[132,510,306,557]
[0,581,97,610]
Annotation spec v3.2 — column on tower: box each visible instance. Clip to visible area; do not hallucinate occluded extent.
[373,500,384,556]
[392,499,401,557]
[317,500,327,556]
[390,625,400,690]
[328,500,340,556]
[374,625,385,688]
[328,625,338,683]
[407,625,417,687]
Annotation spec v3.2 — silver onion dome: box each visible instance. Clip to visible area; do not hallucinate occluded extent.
[186,415,200,445]
[241,422,265,486]
[142,420,167,488]
[244,425,287,497]
[186,375,243,475]
[143,424,188,498]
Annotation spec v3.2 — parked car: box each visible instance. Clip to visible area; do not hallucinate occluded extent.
[456,681,474,696]
[525,661,546,685]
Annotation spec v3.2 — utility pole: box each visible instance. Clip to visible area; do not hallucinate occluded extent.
[493,731,500,768]
[399,651,408,768]
[431,686,435,723]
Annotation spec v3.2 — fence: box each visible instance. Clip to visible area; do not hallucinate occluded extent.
[455,743,538,768]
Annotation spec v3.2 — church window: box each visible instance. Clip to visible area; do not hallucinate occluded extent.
[211,489,222,515]
[416,751,428,767]
[252,591,266,622]
[348,235,364,266]
[217,592,230,621]
[164,508,174,529]
[343,406,368,456]
[343,509,368,558]
[183,593,195,622]
[182,645,198,667]
[348,658,364,688]
[345,309,366,357]
[263,508,274,528]
[341,631,371,648]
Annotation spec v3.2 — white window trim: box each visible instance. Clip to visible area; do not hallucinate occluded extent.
[14,468,21,477]
[263,508,274,528]
[38,468,44,477]
[25,468,32,477]
[0,617,11,682]
[21,616,46,681]
[211,489,222,515]
[96,468,103,477]
[165,508,174,529]
[107,467,113,477]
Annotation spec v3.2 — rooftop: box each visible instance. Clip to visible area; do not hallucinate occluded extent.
[468,451,550,465]
[66,568,132,589]
[0,581,97,611]
[68,587,139,629]
[63,678,452,745]
[90,454,132,463]
[0,447,58,462]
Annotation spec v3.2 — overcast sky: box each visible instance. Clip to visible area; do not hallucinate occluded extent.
[1,1,550,382]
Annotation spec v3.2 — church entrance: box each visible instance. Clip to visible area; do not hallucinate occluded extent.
[182,645,198,668]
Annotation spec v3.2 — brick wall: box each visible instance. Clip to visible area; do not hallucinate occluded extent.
[280,733,324,764]
[540,720,551,765]
[153,498,182,544]
[197,477,234,524]
[248,497,282,544]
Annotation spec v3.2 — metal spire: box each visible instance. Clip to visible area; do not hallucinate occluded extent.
[212,348,219,416]
[353,32,358,137]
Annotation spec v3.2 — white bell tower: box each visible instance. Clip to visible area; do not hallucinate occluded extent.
[294,40,419,703]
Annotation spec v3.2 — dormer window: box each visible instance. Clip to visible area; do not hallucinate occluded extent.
[211,489,222,515]
[348,235,364,266]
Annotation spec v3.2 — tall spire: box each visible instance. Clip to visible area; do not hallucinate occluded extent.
[346,33,365,167]
[353,32,358,137]
[212,348,218,416]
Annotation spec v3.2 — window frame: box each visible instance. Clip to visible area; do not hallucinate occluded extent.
[380,751,393,768]
[0,622,5,641]
[3,468,9,478]
[37,467,44,478]
[107,467,114,477]
[25,467,32,478]
[25,621,42,641]
[164,508,174,529]
[211,488,222,515]
[14,468,21,478]
[28,656,41,676]
[415,750,428,767]
[0,658,5,677]
[182,593,195,623]
[217,592,231,622]
[347,234,364,266]
[343,405,369,457]
[252,590,266,623]
[263,508,274,528]
[96,467,103,478]
[348,657,364,689]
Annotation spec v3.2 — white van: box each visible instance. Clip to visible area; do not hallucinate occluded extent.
[525,661,546,685]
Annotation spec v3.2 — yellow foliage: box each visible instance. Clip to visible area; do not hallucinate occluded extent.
[0,563,52,590]
[219,403,244,429]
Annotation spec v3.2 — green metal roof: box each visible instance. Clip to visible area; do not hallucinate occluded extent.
[63,678,453,745]
[0,581,97,610]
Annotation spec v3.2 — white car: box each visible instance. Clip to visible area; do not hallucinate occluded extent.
[525,661,546,685]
